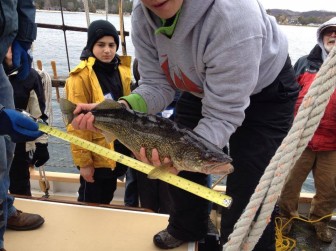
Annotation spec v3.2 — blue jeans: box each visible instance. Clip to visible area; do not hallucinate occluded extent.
[0,65,17,248]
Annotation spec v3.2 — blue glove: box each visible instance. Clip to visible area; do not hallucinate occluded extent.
[12,40,32,80]
[0,108,43,143]
[32,143,49,167]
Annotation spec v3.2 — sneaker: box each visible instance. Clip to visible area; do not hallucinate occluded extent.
[153,229,185,249]
[278,217,293,235]
[313,222,333,243]
[7,210,45,231]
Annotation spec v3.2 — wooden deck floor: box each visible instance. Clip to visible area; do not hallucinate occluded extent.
[5,198,196,251]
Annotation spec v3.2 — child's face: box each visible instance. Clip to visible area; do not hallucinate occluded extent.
[141,0,183,19]
[92,36,117,63]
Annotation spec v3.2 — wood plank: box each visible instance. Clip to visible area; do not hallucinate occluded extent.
[5,198,195,251]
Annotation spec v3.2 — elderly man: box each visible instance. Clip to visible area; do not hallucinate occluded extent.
[278,17,336,243]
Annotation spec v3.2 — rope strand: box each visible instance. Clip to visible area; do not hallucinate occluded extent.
[223,45,336,251]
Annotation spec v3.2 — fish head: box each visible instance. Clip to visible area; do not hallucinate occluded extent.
[173,131,234,175]
[184,149,234,175]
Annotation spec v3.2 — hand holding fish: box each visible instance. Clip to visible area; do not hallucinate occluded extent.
[135,147,179,175]
[71,103,100,132]
[60,98,234,178]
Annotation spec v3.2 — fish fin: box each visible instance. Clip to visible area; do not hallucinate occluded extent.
[147,163,172,179]
[102,131,116,143]
[59,98,77,125]
[95,99,123,110]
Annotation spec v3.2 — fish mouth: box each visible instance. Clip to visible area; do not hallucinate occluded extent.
[203,162,234,175]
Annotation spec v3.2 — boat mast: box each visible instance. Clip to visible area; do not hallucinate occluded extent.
[119,0,127,56]
[58,0,71,73]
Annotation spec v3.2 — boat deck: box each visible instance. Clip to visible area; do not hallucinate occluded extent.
[285,218,336,250]
[5,198,196,251]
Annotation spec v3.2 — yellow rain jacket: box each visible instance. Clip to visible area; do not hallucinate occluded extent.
[65,56,132,169]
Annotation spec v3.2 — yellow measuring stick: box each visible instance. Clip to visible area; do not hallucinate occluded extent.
[38,123,232,208]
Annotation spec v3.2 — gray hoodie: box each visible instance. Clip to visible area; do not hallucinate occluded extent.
[317,17,336,60]
[131,0,288,148]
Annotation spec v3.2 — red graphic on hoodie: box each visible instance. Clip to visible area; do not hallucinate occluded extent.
[161,58,203,93]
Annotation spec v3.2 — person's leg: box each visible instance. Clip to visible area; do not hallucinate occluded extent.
[0,64,16,249]
[137,171,160,212]
[0,65,44,236]
[9,143,32,196]
[100,168,117,204]
[221,56,299,250]
[124,168,139,207]
[278,148,315,218]
[157,180,172,214]
[78,175,103,203]
[154,92,210,249]
[309,151,336,242]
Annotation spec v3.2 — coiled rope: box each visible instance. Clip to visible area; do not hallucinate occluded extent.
[223,44,336,251]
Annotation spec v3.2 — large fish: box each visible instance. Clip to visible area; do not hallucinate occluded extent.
[60,98,234,178]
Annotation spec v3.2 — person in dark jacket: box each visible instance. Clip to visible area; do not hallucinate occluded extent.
[0,1,45,250]
[3,45,49,196]
[278,17,336,243]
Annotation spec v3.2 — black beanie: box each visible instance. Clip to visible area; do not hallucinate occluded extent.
[86,20,119,51]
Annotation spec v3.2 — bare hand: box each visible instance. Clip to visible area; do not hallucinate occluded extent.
[80,164,95,183]
[5,46,13,67]
[71,103,100,132]
[134,147,179,175]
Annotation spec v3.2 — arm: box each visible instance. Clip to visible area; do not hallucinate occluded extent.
[11,0,37,80]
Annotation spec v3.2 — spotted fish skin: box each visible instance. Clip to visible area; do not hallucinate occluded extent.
[60,98,234,176]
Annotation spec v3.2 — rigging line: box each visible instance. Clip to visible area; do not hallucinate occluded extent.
[59,0,71,73]
[119,0,127,55]
[105,0,108,21]
[83,0,91,27]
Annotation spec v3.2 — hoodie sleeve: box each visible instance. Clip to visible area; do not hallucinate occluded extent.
[130,6,177,114]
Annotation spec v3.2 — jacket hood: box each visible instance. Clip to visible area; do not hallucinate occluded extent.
[317,17,336,60]
[135,0,215,40]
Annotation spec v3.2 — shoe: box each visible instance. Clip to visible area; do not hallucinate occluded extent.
[0,248,6,251]
[7,210,45,231]
[313,222,333,243]
[153,229,185,249]
[278,217,293,235]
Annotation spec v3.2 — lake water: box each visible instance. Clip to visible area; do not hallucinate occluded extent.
[33,10,315,192]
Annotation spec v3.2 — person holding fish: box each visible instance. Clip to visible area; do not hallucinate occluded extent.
[70,0,299,250]
[64,20,133,204]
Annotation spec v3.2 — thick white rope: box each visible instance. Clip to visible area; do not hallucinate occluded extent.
[223,44,336,251]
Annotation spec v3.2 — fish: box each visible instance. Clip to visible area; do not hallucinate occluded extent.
[59,98,234,178]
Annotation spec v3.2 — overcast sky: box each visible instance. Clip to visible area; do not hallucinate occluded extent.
[258,0,336,12]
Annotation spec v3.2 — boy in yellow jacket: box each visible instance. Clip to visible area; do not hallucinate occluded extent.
[65,20,132,204]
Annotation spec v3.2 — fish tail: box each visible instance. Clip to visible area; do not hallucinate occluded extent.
[59,98,76,125]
